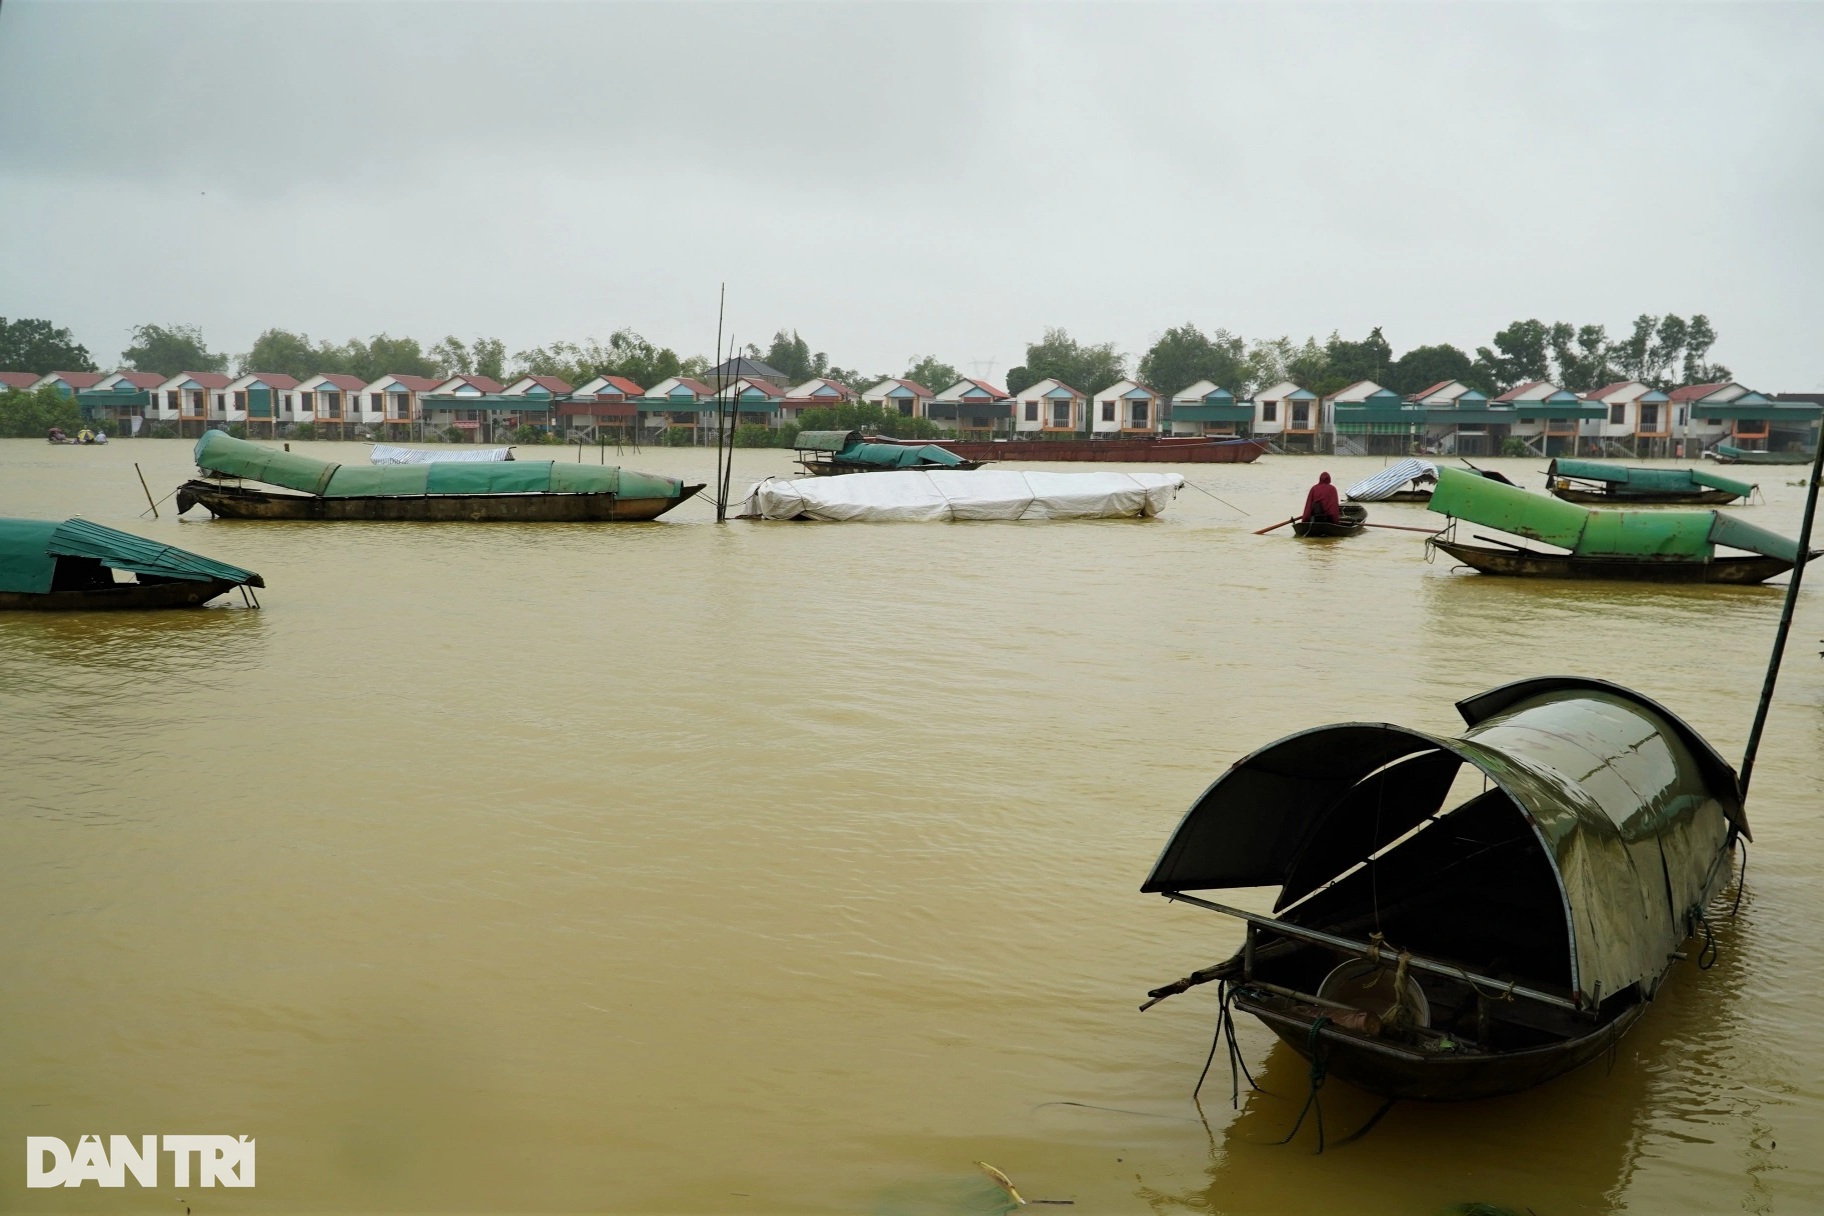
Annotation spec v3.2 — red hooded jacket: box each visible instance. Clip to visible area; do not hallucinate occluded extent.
[1301,472,1340,523]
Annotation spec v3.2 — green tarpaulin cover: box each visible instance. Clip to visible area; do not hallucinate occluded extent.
[0,517,262,594]
[839,441,967,469]
[1429,466,1794,561]
[194,430,680,500]
[794,430,862,453]
[1548,459,1753,499]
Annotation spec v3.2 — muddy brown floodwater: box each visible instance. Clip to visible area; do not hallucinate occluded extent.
[1,438,1819,1214]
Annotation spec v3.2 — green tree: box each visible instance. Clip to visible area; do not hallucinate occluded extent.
[0,385,83,436]
[343,334,437,383]
[1682,315,1730,385]
[429,336,473,378]
[1136,324,1249,398]
[1547,323,1613,392]
[242,328,336,380]
[0,318,96,374]
[797,401,942,439]
[1611,314,1729,390]
[1004,328,1126,396]
[472,337,506,382]
[121,323,227,377]
[763,329,829,385]
[1283,336,1330,391]
[1316,327,1393,395]
[1474,319,1552,391]
[902,355,960,394]
[1384,343,1490,397]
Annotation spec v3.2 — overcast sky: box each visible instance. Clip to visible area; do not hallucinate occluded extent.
[2,1,1820,387]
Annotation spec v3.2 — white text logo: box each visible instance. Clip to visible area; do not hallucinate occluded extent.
[25,1135,255,1188]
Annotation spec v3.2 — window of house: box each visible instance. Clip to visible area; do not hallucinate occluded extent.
[1640,404,1660,429]
[1609,404,1626,425]
[1052,402,1071,427]
[1101,401,1115,422]
[1024,401,1038,422]
[1706,418,1721,426]
[1676,407,1688,426]
[1262,401,1277,422]
[898,401,913,417]
[1131,402,1149,427]
[369,393,381,412]
[1519,417,1535,424]
[324,393,341,417]
[1292,403,1309,428]
[213,393,224,411]
[234,392,247,410]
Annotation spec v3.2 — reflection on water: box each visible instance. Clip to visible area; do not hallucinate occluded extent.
[0,440,1819,1212]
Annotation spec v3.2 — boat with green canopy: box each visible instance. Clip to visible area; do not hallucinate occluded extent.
[792,430,981,476]
[0,517,263,610]
[177,430,701,522]
[1708,443,1817,466]
[1138,676,1747,1102]
[1545,458,1754,505]
[1425,466,1807,583]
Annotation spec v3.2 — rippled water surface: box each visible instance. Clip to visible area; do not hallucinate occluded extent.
[2,438,1820,1213]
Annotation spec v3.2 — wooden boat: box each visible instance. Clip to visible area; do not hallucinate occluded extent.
[905,436,1265,464]
[1345,458,1436,503]
[1140,676,1747,1101]
[1430,538,1795,584]
[1708,443,1816,466]
[176,430,701,522]
[1292,503,1367,538]
[793,430,981,476]
[1546,458,1751,506]
[1425,466,1806,584]
[0,516,263,611]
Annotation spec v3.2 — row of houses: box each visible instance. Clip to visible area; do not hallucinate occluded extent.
[7,359,1819,457]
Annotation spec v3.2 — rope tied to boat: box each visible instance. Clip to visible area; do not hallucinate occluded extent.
[1276,1016,1332,1153]
[1192,980,1260,1110]
[1695,909,1719,971]
[1730,839,1750,918]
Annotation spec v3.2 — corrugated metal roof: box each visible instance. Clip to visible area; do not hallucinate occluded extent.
[45,518,263,587]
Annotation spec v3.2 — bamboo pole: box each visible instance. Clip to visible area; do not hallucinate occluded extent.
[1738,432,1824,795]
[134,463,158,518]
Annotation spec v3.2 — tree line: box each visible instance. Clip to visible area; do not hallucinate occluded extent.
[2,312,1734,403]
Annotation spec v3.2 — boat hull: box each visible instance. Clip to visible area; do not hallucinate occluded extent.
[0,577,242,611]
[178,480,702,522]
[921,437,1266,464]
[1433,539,1793,583]
[1550,487,1742,506]
[798,459,983,476]
[1711,446,1814,465]
[1293,505,1367,538]
[1239,991,1646,1102]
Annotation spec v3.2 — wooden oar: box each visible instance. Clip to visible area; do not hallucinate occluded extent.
[1362,521,1445,534]
[1254,516,1297,535]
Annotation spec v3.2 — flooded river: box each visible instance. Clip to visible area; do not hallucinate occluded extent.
[2,438,1819,1214]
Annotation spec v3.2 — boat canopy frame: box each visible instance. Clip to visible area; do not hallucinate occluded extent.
[1142,678,1745,1009]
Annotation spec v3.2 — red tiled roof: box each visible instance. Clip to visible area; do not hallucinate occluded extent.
[879,378,934,398]
[234,371,300,390]
[590,374,644,397]
[1492,380,1551,403]
[48,371,107,390]
[438,374,505,394]
[674,377,714,396]
[1410,379,1457,401]
[306,373,365,391]
[112,370,166,389]
[520,374,573,394]
[1668,381,1731,402]
[380,374,442,392]
[0,371,40,389]
[176,372,233,389]
[963,377,1009,398]
[737,377,786,398]
[1024,378,1084,398]
[1580,380,1639,401]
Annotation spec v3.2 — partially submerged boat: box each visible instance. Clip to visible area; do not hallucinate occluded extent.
[177,431,700,522]
[1293,503,1367,538]
[1426,466,1806,583]
[1345,459,1437,503]
[1546,459,1753,506]
[0,516,263,610]
[369,443,514,464]
[1708,443,1816,466]
[792,430,980,475]
[738,469,1183,521]
[1140,676,1746,1101]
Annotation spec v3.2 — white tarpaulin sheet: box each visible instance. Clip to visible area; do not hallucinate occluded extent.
[739,469,1183,521]
[369,444,513,465]
[1345,458,1437,502]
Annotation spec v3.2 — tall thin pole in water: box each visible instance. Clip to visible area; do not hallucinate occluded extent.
[1739,432,1824,795]
[711,284,728,522]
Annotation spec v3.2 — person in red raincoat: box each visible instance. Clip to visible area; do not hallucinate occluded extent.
[1301,471,1341,524]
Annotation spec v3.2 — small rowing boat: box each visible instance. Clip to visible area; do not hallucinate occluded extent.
[1292,504,1367,538]
[1707,443,1816,466]
[1545,458,1752,506]
[0,517,263,610]
[177,431,701,522]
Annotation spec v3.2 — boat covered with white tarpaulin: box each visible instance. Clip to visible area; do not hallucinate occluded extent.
[738,469,1183,521]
